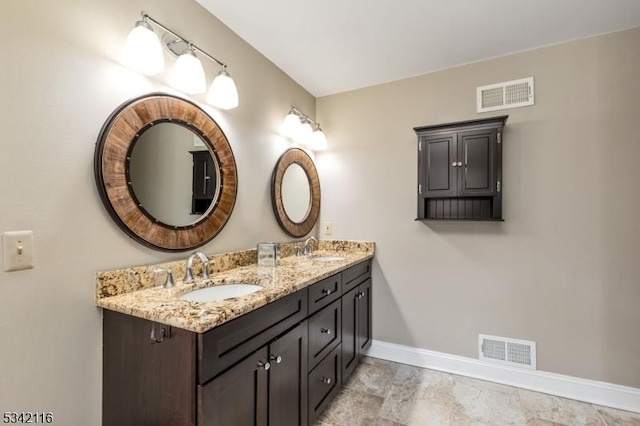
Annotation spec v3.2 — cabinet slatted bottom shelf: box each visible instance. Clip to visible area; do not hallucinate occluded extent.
[419,197,503,221]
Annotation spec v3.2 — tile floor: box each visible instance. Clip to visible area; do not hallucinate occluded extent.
[315,357,640,426]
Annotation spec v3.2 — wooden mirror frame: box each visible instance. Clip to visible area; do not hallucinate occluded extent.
[94,93,237,252]
[271,148,320,237]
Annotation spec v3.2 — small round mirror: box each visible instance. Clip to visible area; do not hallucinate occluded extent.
[271,148,320,237]
[129,123,220,227]
[281,164,311,223]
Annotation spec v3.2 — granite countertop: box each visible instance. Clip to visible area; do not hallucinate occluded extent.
[96,241,374,334]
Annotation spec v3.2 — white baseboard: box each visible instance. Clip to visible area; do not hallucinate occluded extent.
[366,339,640,414]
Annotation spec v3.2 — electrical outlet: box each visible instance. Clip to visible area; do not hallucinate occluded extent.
[323,222,332,236]
[3,231,34,272]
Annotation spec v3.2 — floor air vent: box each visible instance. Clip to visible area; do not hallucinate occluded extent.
[477,77,534,113]
[479,334,536,370]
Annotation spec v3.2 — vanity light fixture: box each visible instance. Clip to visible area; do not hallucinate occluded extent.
[122,11,239,109]
[170,44,206,95]
[297,119,314,146]
[280,106,328,150]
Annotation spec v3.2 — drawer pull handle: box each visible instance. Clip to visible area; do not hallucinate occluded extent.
[270,355,282,364]
[321,377,332,385]
[321,289,333,295]
[321,328,332,335]
[356,292,365,299]
[257,361,271,371]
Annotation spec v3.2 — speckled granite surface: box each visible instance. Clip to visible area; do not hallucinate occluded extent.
[96,240,374,333]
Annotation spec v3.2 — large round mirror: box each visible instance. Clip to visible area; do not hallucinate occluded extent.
[271,148,320,237]
[94,93,237,252]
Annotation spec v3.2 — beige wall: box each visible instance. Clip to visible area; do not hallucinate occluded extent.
[0,0,314,423]
[317,28,640,388]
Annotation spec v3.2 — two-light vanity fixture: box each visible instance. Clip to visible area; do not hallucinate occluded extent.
[122,11,239,110]
[280,107,328,151]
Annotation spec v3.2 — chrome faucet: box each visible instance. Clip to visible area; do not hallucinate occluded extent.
[183,251,210,284]
[303,236,318,256]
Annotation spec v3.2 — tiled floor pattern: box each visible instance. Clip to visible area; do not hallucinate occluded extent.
[315,357,640,426]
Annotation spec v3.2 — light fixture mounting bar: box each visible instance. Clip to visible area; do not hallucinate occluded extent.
[141,11,226,68]
[290,106,318,126]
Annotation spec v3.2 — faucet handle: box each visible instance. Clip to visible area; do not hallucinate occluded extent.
[155,268,176,289]
[295,244,303,257]
[183,266,194,284]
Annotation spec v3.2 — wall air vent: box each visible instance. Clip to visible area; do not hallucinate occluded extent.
[477,77,534,113]
[479,334,537,370]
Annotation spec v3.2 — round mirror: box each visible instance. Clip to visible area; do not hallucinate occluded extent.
[94,93,238,252]
[129,123,220,227]
[271,148,320,237]
[281,164,311,223]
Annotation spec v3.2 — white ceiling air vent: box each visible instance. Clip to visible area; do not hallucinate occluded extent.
[477,77,534,113]
[479,334,537,370]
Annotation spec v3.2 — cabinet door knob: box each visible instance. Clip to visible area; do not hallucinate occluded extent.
[321,288,333,295]
[457,161,463,167]
[321,328,332,335]
[356,292,364,299]
[321,377,332,385]
[257,361,271,370]
[270,355,282,364]
[451,162,457,167]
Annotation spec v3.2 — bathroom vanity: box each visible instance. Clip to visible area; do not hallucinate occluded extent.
[98,243,373,426]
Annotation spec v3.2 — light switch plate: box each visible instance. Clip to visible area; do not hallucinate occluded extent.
[3,231,34,272]
[323,222,333,236]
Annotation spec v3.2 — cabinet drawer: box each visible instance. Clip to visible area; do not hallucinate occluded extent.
[342,260,371,293]
[308,273,342,315]
[308,344,341,425]
[308,299,341,370]
[198,288,308,384]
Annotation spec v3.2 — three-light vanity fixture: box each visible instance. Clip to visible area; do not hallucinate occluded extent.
[280,107,328,151]
[122,11,239,110]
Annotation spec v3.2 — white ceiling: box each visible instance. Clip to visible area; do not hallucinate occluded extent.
[196,0,640,97]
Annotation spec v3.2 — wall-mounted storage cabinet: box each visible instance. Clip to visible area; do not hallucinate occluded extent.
[415,116,508,221]
[190,150,216,215]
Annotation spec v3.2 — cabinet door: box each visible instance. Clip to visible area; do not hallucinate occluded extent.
[458,129,497,196]
[420,133,457,198]
[198,347,269,426]
[103,311,197,426]
[191,151,216,214]
[269,321,308,426]
[341,287,358,383]
[356,278,372,353]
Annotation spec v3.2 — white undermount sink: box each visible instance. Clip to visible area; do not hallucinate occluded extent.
[311,256,346,262]
[180,284,263,303]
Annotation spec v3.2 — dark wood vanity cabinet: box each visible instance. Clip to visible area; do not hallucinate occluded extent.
[102,259,373,426]
[341,262,372,383]
[415,116,507,221]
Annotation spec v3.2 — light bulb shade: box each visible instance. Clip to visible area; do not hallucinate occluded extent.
[170,50,206,94]
[208,69,239,110]
[310,129,328,151]
[296,121,314,146]
[122,21,164,75]
[281,112,301,138]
